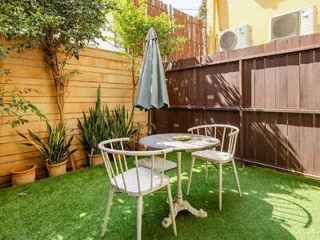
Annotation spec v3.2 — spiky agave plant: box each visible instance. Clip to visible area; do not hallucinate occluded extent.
[17,121,77,165]
[77,85,109,163]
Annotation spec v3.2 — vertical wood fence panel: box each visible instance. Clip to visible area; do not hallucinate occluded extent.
[287,113,301,171]
[265,58,276,108]
[155,33,320,178]
[300,51,314,109]
[143,0,206,60]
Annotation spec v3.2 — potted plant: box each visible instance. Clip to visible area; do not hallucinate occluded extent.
[105,104,139,155]
[1,65,46,186]
[17,121,77,177]
[10,164,36,186]
[78,85,109,166]
[131,123,146,151]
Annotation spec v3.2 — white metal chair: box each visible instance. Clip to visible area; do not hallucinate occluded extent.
[98,138,177,240]
[186,124,242,210]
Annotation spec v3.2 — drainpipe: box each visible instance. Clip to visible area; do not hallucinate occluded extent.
[213,0,219,53]
[207,0,219,54]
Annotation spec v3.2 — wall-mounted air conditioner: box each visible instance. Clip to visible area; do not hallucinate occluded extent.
[269,6,317,41]
[218,25,252,52]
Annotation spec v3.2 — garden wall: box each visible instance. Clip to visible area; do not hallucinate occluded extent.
[0,47,147,187]
[154,34,320,178]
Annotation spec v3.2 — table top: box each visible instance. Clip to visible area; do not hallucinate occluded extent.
[139,133,220,152]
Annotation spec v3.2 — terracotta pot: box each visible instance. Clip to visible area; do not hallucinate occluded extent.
[115,154,124,161]
[106,153,124,161]
[10,164,36,186]
[136,145,147,151]
[88,154,104,166]
[47,160,67,177]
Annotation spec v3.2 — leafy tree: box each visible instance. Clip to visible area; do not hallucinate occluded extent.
[0,0,112,122]
[109,0,185,105]
[198,0,207,22]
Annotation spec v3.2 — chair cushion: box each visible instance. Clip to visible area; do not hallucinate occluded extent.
[111,167,170,196]
[192,150,233,163]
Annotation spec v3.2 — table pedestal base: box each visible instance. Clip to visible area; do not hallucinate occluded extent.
[161,200,207,228]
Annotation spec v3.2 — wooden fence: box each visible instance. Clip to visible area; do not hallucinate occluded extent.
[144,0,206,60]
[0,47,147,187]
[153,34,320,178]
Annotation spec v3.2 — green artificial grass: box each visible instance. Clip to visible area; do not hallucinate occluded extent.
[1,152,320,240]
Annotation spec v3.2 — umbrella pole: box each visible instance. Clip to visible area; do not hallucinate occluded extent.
[147,110,152,136]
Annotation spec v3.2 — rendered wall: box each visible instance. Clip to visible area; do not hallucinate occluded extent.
[207,0,320,53]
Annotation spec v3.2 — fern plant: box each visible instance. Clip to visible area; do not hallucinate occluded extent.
[77,85,109,163]
[17,121,77,165]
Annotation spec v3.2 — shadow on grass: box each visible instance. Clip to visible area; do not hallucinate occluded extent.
[178,152,320,240]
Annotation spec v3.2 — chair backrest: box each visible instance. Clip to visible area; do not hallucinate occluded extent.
[188,124,239,156]
[98,138,173,195]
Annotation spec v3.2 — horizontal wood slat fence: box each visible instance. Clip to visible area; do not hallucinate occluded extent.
[153,34,320,178]
[0,47,147,187]
[140,0,206,60]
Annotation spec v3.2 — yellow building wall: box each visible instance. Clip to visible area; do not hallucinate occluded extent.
[207,0,320,54]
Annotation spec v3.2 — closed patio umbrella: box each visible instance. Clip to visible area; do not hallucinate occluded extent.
[134,27,170,135]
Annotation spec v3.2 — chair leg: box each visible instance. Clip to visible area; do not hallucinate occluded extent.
[218,163,223,211]
[205,161,209,184]
[231,160,242,197]
[187,155,196,195]
[101,186,115,237]
[167,184,177,236]
[141,197,144,215]
[137,195,143,240]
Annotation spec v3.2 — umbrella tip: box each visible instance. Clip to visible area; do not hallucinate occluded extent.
[146,27,157,41]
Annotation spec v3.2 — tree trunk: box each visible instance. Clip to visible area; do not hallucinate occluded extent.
[43,44,75,170]
[131,57,137,119]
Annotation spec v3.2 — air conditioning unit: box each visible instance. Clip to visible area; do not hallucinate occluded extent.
[218,25,252,52]
[269,6,317,41]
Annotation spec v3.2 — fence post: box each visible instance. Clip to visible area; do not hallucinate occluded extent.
[239,60,245,165]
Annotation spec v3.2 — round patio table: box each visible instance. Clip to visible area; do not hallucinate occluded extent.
[139,133,220,228]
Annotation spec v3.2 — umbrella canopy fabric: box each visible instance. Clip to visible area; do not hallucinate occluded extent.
[134,28,170,111]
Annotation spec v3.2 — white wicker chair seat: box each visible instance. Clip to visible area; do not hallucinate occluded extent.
[192,150,233,163]
[111,167,170,196]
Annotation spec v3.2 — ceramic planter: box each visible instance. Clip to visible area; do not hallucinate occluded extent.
[47,160,67,177]
[10,164,36,186]
[88,154,104,166]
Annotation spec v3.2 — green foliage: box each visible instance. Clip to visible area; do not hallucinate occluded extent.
[110,0,185,61]
[0,70,46,128]
[198,0,207,22]
[77,85,108,161]
[0,46,9,59]
[132,122,143,149]
[17,121,77,165]
[109,0,185,103]
[105,104,139,147]
[0,0,113,122]
[0,0,112,57]
[78,86,139,155]
[111,0,185,59]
